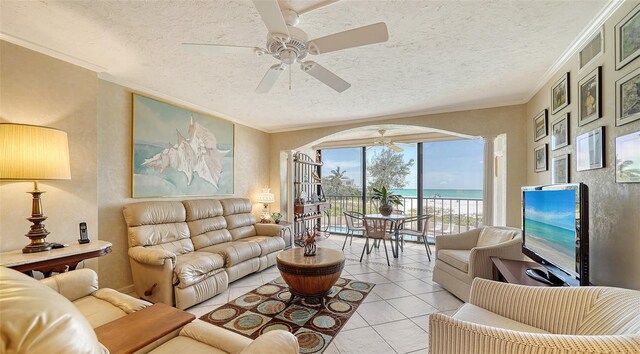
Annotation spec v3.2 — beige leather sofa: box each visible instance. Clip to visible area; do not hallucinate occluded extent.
[0,266,299,354]
[124,198,284,309]
[430,278,640,354]
[40,268,150,327]
[432,226,522,302]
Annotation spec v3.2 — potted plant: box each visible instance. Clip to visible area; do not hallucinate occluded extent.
[371,186,402,216]
[271,212,283,224]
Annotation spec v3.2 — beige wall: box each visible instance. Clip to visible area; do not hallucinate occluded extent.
[0,41,99,271]
[526,2,640,289]
[270,105,528,228]
[96,81,271,290]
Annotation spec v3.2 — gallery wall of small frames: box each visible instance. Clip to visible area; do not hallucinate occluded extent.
[533,3,640,184]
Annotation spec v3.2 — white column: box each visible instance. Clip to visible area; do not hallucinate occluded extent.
[482,135,496,227]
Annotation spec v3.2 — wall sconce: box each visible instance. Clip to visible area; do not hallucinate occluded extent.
[255,187,275,223]
[0,123,71,253]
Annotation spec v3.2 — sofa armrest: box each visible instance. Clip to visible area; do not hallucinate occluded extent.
[240,330,299,354]
[40,268,98,302]
[128,246,176,266]
[179,320,252,353]
[255,223,282,237]
[468,237,522,279]
[429,313,640,354]
[435,228,481,253]
[92,288,151,314]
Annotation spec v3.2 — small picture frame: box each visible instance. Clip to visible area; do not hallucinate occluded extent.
[534,144,548,173]
[551,72,570,114]
[616,130,640,183]
[579,27,604,70]
[614,4,640,70]
[551,113,570,150]
[576,126,605,171]
[578,66,602,126]
[533,109,548,141]
[616,66,640,126]
[552,154,570,184]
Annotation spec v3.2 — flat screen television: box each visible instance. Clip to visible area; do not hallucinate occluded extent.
[521,183,589,286]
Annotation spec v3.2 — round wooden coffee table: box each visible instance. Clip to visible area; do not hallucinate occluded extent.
[276,247,345,307]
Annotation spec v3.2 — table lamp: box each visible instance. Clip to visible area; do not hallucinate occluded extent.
[256,187,275,223]
[0,123,71,253]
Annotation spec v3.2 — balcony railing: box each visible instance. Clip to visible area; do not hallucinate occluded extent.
[325,195,483,241]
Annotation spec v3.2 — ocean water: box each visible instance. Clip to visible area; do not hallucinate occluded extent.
[524,218,576,272]
[391,189,483,199]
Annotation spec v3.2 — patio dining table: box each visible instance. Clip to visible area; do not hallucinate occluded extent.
[364,213,407,258]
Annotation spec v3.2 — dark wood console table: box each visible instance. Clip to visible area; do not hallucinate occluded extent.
[95,303,195,354]
[490,257,555,287]
[0,240,112,277]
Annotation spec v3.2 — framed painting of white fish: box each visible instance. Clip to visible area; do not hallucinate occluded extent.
[132,94,234,197]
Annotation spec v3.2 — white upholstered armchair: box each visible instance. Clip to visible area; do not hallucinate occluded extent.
[429,278,640,354]
[432,226,522,302]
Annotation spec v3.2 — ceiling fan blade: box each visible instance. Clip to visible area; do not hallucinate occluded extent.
[182,43,261,55]
[252,0,290,39]
[298,0,339,15]
[256,64,287,93]
[300,61,350,93]
[308,22,388,55]
[387,143,404,152]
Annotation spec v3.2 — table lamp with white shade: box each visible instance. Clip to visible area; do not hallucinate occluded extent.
[0,123,71,253]
[256,187,275,223]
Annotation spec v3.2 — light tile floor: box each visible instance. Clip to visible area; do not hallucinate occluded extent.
[184,234,464,354]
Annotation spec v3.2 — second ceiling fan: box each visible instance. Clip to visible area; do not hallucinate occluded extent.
[183,0,389,93]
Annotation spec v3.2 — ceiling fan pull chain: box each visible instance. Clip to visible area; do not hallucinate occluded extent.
[289,65,292,90]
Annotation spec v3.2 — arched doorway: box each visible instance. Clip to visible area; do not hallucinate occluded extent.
[280,124,504,243]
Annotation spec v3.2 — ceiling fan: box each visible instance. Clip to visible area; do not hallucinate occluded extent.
[373,129,403,152]
[182,0,389,93]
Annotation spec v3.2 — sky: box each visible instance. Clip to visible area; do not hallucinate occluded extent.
[524,189,576,230]
[320,139,484,190]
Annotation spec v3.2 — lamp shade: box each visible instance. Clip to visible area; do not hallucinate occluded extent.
[0,123,71,180]
[256,188,275,204]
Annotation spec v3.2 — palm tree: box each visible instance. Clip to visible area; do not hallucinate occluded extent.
[330,166,346,180]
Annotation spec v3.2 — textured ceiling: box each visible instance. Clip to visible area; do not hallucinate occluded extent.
[0,0,608,132]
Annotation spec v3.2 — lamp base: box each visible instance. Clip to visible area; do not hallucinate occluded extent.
[21,181,53,253]
[23,241,52,253]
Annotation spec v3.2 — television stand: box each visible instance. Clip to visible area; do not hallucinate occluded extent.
[490,257,560,287]
[525,267,565,286]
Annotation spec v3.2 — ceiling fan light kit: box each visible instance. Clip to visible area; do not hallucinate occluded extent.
[182,0,389,93]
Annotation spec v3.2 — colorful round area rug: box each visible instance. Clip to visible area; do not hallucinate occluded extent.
[199,277,375,354]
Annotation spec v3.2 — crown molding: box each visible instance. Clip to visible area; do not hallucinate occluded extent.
[525,0,625,101]
[0,32,107,73]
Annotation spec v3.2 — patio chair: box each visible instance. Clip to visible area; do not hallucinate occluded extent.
[342,211,365,250]
[361,218,394,266]
[397,214,432,261]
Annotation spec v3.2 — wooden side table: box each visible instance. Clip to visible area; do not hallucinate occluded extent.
[95,303,195,354]
[276,247,345,307]
[0,240,112,277]
[490,257,554,287]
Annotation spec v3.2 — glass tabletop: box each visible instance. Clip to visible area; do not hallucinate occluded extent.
[364,213,407,220]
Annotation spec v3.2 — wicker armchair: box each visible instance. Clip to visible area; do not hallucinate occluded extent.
[429,278,640,354]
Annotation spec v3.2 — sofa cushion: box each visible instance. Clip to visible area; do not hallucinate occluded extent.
[0,267,108,354]
[199,241,262,267]
[184,199,233,249]
[477,227,517,247]
[453,303,549,334]
[221,198,258,240]
[438,249,470,273]
[174,252,225,288]
[239,236,285,256]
